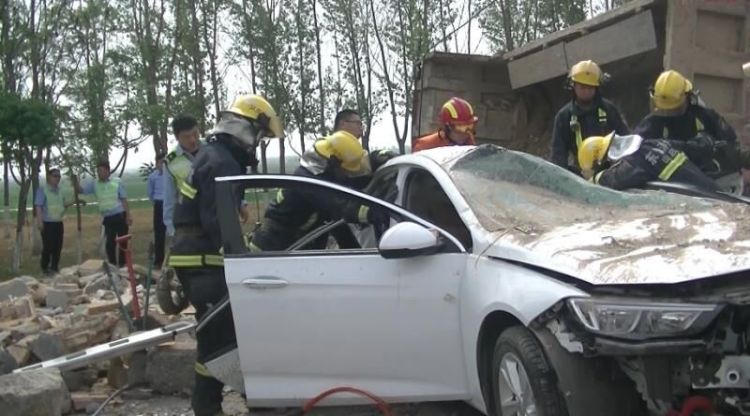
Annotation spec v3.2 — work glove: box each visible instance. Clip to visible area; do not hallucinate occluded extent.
[686,132,714,153]
[681,132,715,166]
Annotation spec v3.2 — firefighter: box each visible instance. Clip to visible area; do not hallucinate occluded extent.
[249,130,394,252]
[634,69,740,192]
[578,132,719,192]
[168,95,284,416]
[550,60,629,174]
[413,97,478,151]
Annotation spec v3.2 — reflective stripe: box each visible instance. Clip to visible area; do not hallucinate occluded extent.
[204,255,224,266]
[247,240,263,253]
[167,153,197,199]
[658,152,687,181]
[177,182,197,199]
[358,205,369,223]
[168,254,224,267]
[593,171,604,184]
[275,189,284,204]
[597,108,607,124]
[444,102,458,119]
[168,255,204,267]
[571,115,583,148]
[194,362,212,377]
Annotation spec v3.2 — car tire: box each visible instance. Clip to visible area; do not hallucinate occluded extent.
[492,326,567,416]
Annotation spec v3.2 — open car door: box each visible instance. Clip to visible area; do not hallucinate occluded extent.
[216,174,472,407]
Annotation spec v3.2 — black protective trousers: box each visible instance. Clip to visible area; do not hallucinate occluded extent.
[40,221,64,272]
[102,212,128,266]
[152,200,166,266]
[175,266,237,416]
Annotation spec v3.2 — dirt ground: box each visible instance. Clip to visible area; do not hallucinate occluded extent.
[72,390,483,416]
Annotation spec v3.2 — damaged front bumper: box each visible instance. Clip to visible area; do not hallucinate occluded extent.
[544,297,750,415]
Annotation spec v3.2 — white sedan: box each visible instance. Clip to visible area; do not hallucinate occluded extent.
[215,145,750,416]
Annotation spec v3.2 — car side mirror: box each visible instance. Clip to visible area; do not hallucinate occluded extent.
[378,222,442,259]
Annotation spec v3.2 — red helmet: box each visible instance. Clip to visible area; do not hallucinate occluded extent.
[439,97,479,126]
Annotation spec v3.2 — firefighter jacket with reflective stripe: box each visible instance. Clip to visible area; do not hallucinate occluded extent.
[634,103,739,175]
[249,165,373,252]
[94,178,121,213]
[550,97,630,173]
[169,137,247,267]
[595,139,718,192]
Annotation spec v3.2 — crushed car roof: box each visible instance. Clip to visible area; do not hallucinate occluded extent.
[408,145,750,285]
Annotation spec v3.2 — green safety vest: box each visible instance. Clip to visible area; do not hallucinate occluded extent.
[166,151,197,199]
[94,178,121,213]
[43,185,65,221]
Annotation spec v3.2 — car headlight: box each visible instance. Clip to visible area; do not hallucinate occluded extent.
[567,297,722,340]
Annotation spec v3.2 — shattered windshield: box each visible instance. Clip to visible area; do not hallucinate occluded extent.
[448,145,711,233]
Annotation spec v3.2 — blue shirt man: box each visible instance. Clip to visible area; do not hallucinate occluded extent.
[34,168,68,273]
[163,116,203,236]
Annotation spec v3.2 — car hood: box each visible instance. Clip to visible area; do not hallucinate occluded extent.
[480,202,750,285]
[419,145,750,286]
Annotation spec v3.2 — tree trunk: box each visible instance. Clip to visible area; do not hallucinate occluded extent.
[200,0,221,120]
[369,0,400,146]
[311,0,325,135]
[3,158,10,239]
[12,160,30,274]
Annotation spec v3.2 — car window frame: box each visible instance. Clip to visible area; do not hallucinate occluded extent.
[215,174,468,258]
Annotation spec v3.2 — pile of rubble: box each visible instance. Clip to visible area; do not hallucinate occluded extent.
[0,260,197,416]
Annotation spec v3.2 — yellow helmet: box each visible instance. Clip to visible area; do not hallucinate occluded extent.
[225,95,285,138]
[314,130,371,177]
[569,60,602,87]
[650,70,693,113]
[578,132,614,179]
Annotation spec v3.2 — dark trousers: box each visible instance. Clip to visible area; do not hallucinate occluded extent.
[175,267,236,416]
[103,212,129,266]
[152,200,166,266]
[41,221,64,272]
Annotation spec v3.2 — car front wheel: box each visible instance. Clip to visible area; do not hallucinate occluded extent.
[492,326,567,416]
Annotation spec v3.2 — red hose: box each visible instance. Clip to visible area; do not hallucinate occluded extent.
[302,386,392,415]
[665,395,714,416]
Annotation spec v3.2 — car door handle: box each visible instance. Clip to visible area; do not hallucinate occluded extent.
[242,277,289,289]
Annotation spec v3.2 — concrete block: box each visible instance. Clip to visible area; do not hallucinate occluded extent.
[46,288,83,309]
[0,368,70,416]
[0,278,30,301]
[0,348,16,375]
[78,260,103,276]
[83,275,113,295]
[6,344,30,367]
[29,331,66,361]
[145,343,196,394]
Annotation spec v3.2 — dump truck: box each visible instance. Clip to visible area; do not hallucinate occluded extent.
[412,0,750,157]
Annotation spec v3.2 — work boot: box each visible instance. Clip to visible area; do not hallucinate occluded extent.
[191,372,224,416]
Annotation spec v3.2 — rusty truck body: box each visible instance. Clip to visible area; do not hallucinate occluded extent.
[412,0,750,156]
